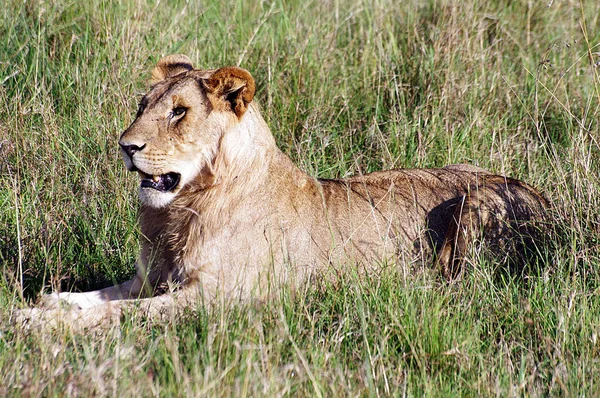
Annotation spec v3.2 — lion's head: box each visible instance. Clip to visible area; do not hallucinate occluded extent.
[119,55,256,208]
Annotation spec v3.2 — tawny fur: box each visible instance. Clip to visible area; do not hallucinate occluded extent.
[17,55,548,329]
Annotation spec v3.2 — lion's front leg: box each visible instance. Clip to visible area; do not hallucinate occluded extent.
[38,275,145,310]
[13,276,143,329]
[15,285,203,330]
[14,301,123,330]
[120,286,203,321]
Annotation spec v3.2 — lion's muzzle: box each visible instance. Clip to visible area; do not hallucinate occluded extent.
[119,142,181,193]
[119,142,144,172]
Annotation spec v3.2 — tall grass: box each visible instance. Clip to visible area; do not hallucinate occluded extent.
[1,0,599,395]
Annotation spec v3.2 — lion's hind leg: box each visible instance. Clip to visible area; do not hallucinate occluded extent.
[437,176,549,280]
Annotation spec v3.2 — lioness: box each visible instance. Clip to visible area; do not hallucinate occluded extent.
[22,55,547,326]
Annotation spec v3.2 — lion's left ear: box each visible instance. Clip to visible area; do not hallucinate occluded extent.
[150,54,194,85]
[203,67,256,118]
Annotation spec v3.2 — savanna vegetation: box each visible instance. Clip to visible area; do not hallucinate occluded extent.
[1,0,599,395]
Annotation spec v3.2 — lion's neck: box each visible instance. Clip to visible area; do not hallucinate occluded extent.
[137,106,279,281]
[217,102,277,177]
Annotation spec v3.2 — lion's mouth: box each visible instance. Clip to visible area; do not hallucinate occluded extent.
[138,171,181,192]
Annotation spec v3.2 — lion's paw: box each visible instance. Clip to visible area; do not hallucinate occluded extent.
[37,292,81,310]
[13,303,121,331]
[12,307,42,325]
[12,306,70,329]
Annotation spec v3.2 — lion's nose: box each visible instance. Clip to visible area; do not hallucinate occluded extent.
[120,143,146,158]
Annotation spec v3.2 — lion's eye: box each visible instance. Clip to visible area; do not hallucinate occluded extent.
[172,107,187,117]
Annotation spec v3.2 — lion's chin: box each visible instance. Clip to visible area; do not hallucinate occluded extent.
[138,187,177,208]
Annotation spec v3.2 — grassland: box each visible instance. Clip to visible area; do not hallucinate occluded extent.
[1,0,599,395]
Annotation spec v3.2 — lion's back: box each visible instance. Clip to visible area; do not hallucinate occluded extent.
[304,167,484,264]
[306,165,546,268]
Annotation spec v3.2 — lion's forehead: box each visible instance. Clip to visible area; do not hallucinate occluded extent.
[143,69,214,107]
[126,76,212,144]
[143,80,195,107]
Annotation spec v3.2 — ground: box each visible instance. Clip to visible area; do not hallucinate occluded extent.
[0,0,599,395]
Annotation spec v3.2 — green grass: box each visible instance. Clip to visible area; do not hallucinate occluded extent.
[1,0,600,395]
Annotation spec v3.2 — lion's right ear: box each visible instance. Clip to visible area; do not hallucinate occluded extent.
[150,54,194,85]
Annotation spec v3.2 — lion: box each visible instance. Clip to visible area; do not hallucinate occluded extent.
[18,54,548,327]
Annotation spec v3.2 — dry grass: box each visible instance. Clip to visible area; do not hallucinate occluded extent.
[1,0,599,395]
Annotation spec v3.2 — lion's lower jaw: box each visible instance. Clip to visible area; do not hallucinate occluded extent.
[139,187,177,208]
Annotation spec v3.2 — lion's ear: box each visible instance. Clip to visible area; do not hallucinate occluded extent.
[203,67,255,118]
[150,54,194,85]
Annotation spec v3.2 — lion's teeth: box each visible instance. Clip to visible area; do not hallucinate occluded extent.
[152,175,160,182]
